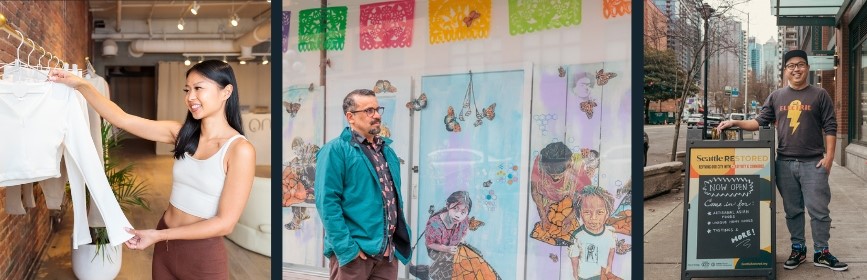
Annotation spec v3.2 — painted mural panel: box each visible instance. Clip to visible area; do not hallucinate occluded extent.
[282,84,327,269]
[411,70,524,280]
[525,63,631,280]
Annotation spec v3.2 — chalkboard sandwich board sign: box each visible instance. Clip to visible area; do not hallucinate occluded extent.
[681,127,776,279]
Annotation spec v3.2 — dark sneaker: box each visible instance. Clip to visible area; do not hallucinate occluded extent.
[814,249,848,271]
[783,247,806,270]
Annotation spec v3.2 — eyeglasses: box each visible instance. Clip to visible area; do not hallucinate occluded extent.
[785,62,808,71]
[350,106,385,117]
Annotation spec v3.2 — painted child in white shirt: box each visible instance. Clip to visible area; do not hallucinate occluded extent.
[568,186,616,280]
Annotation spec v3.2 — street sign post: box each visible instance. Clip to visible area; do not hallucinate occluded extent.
[682,127,776,280]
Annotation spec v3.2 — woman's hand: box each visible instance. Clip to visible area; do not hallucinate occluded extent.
[124,227,164,250]
[447,245,458,254]
[47,69,87,90]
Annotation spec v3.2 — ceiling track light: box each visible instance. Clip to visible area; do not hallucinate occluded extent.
[240,60,247,65]
[222,56,228,63]
[190,1,200,15]
[184,57,191,66]
[230,13,240,27]
[198,56,204,63]
[177,18,185,30]
[262,55,269,65]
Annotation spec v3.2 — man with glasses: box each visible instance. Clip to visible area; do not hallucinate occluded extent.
[717,50,845,271]
[314,89,411,279]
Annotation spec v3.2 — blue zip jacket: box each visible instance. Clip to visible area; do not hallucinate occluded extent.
[314,127,412,266]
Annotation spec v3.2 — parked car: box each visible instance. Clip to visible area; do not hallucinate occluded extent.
[686,114,703,127]
[706,113,724,128]
[729,113,746,121]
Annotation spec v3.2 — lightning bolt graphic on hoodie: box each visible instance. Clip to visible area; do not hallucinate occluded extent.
[787,100,802,134]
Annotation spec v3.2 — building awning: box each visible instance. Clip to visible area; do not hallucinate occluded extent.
[770,0,848,26]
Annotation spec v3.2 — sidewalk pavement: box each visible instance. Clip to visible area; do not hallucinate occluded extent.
[645,163,867,279]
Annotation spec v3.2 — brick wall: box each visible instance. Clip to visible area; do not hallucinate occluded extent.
[0,1,89,279]
[836,22,849,138]
[648,98,682,113]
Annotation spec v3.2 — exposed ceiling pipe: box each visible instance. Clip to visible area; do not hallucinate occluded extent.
[127,20,270,59]
[116,0,122,33]
[93,33,234,40]
[234,19,270,59]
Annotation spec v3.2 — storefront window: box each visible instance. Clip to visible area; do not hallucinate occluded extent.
[282,1,632,279]
[859,44,867,142]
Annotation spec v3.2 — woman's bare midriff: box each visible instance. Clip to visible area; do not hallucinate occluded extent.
[163,205,207,228]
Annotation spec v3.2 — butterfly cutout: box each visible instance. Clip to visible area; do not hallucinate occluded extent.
[482,180,492,188]
[468,216,485,231]
[549,253,559,263]
[373,80,397,94]
[463,10,481,27]
[615,238,632,255]
[483,103,496,121]
[405,93,428,111]
[558,66,566,77]
[283,101,301,117]
[580,99,597,119]
[596,69,617,86]
[444,106,462,132]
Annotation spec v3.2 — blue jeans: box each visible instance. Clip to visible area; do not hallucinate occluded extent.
[776,159,832,251]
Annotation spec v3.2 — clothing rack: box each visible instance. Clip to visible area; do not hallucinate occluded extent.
[0,12,67,66]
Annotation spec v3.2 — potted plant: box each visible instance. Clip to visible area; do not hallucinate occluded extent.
[72,122,150,280]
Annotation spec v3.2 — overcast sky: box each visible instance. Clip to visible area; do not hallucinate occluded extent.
[713,0,779,43]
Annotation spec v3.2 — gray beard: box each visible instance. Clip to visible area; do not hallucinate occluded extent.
[369,127,381,135]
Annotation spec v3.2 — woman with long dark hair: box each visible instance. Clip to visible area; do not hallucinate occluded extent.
[424,191,473,280]
[48,60,255,279]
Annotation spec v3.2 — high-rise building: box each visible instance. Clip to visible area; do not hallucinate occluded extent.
[749,37,762,79]
[656,0,701,81]
[762,37,780,87]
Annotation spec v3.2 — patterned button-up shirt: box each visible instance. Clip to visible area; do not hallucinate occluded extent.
[351,130,398,259]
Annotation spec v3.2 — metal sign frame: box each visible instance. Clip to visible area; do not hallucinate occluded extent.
[681,127,777,280]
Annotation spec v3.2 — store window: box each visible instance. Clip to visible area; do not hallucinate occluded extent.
[282,1,632,279]
[859,43,867,142]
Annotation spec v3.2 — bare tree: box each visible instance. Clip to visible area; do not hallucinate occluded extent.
[644,0,749,161]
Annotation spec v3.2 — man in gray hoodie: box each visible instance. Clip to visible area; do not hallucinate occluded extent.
[717,49,846,271]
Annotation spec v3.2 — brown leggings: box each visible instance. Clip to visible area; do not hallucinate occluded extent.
[152,215,229,280]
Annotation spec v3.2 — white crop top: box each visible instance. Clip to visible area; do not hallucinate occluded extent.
[170,134,246,219]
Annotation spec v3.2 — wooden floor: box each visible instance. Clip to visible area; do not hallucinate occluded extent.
[34,139,271,279]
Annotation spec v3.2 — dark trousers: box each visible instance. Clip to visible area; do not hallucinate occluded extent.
[329,254,398,280]
[152,215,229,280]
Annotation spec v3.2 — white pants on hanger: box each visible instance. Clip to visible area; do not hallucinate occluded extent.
[4,183,35,215]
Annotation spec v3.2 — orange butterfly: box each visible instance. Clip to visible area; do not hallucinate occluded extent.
[453,243,502,280]
[596,69,617,86]
[484,103,496,121]
[406,93,428,111]
[468,216,485,231]
[531,196,578,246]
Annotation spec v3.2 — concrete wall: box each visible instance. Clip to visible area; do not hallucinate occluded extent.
[644,161,684,198]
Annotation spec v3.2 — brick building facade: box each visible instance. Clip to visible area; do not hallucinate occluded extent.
[0,1,90,278]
